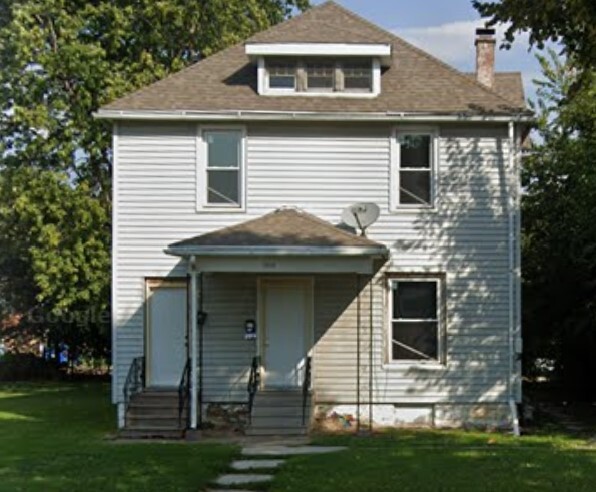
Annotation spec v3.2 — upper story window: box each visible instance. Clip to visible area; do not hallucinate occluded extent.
[268,61,296,90]
[258,57,380,97]
[391,129,438,210]
[197,128,245,211]
[306,61,334,91]
[343,62,372,91]
[247,42,390,97]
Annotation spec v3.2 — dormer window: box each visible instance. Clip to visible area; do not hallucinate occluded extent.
[343,62,373,91]
[306,61,334,91]
[247,43,390,98]
[268,61,296,90]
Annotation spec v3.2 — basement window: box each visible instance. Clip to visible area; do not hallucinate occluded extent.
[389,278,442,362]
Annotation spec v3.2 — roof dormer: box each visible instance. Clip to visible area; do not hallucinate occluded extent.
[245,42,391,98]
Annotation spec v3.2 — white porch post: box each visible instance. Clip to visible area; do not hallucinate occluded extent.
[190,256,198,429]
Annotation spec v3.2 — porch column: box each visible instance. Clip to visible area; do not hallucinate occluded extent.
[190,258,198,429]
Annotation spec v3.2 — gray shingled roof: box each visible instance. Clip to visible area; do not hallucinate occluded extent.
[101,1,528,116]
[167,208,387,254]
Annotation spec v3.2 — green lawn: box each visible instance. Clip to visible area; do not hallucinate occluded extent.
[271,430,596,492]
[1,383,594,492]
[0,383,235,491]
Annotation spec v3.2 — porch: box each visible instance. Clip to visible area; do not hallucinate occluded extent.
[120,208,387,437]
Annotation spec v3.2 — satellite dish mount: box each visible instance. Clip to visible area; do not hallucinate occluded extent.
[341,202,380,237]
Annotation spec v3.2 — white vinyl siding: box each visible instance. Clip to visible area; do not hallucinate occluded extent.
[113,121,517,406]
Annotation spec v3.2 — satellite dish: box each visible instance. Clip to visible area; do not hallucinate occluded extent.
[341,202,380,236]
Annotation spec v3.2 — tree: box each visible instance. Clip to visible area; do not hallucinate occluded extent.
[0,0,309,362]
[0,0,310,199]
[522,51,596,399]
[0,168,111,360]
[473,1,596,399]
[472,0,596,70]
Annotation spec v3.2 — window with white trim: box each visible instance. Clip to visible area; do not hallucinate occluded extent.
[306,61,334,91]
[261,58,377,96]
[397,133,434,206]
[203,130,243,207]
[343,61,372,91]
[389,278,441,362]
[267,60,296,90]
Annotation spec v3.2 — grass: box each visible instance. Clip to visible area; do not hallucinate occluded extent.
[0,383,236,491]
[269,430,596,492]
[1,383,594,491]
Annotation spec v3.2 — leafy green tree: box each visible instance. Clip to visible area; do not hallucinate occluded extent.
[0,0,309,198]
[522,51,596,399]
[0,0,309,361]
[0,168,111,360]
[472,0,596,69]
[474,0,596,400]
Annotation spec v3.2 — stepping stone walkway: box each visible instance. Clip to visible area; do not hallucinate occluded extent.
[209,445,346,491]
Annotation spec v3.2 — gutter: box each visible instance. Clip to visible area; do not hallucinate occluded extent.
[165,245,389,258]
[94,108,534,123]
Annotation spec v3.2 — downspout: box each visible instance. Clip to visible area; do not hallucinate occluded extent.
[356,274,361,433]
[190,257,198,429]
[369,276,373,432]
[198,272,204,428]
[508,122,520,436]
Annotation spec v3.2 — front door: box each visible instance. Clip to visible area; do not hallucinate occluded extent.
[261,278,311,388]
[146,280,187,387]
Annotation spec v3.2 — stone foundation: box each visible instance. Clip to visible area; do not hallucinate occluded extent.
[434,403,511,430]
[204,403,249,432]
[313,403,512,431]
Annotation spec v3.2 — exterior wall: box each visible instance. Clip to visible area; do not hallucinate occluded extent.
[113,121,521,423]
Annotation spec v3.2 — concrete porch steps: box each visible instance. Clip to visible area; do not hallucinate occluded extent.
[246,389,312,437]
[120,387,186,439]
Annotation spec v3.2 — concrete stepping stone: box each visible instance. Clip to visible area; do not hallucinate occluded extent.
[231,459,285,470]
[214,473,273,486]
[242,445,346,456]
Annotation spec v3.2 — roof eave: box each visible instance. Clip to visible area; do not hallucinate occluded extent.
[165,244,389,258]
[94,108,534,123]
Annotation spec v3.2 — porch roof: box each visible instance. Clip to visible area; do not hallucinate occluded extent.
[165,208,388,258]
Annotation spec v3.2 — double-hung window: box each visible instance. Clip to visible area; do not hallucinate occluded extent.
[343,61,372,91]
[389,278,442,362]
[267,60,296,90]
[395,132,435,207]
[202,129,243,208]
[306,61,334,91]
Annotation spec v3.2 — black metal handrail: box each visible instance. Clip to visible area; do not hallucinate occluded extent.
[123,356,145,414]
[247,355,261,423]
[302,356,312,425]
[178,358,191,428]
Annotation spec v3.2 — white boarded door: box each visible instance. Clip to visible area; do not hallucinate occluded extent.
[261,278,311,388]
[146,280,187,387]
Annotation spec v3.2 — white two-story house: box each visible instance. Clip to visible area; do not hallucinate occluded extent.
[97,1,531,437]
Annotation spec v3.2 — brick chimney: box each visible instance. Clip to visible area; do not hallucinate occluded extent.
[475,27,496,88]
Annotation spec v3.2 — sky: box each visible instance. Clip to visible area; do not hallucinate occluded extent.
[311,0,547,103]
